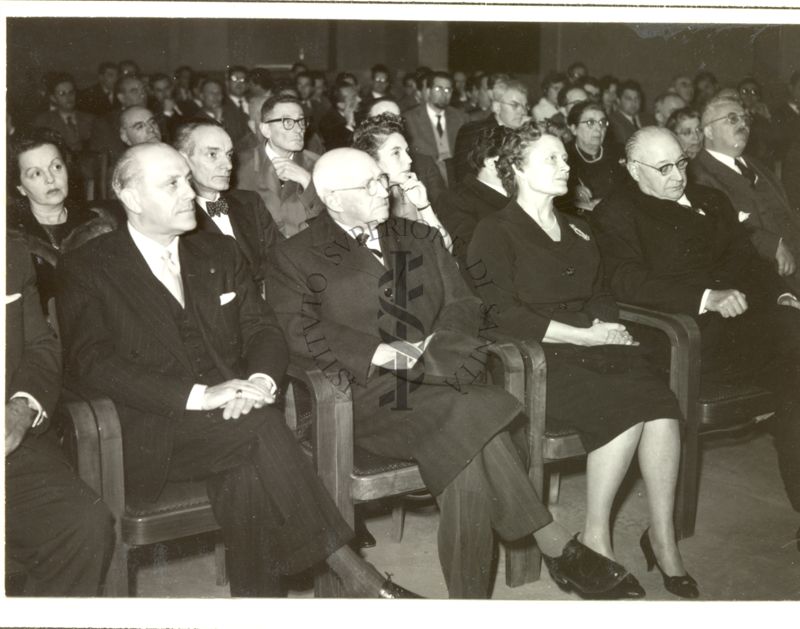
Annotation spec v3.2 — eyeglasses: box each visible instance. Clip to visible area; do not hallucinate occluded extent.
[431,86,453,94]
[739,87,759,96]
[676,127,703,138]
[500,100,527,112]
[264,117,308,131]
[703,112,752,128]
[329,173,390,196]
[229,76,247,83]
[578,119,609,129]
[631,157,690,176]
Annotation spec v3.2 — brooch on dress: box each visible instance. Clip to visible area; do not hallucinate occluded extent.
[569,224,591,241]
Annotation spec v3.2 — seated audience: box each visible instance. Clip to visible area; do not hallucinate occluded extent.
[147,73,180,140]
[592,126,800,540]
[532,71,566,123]
[396,71,422,113]
[451,70,469,110]
[78,61,119,116]
[567,61,588,84]
[599,75,619,115]
[403,70,468,187]
[195,78,252,151]
[266,146,640,599]
[8,129,117,311]
[669,74,694,105]
[236,94,323,238]
[737,77,780,169]
[578,76,602,103]
[665,107,704,159]
[563,101,626,213]
[608,79,645,145]
[34,73,95,156]
[688,94,800,295]
[175,120,279,285]
[89,74,148,167]
[360,63,394,117]
[172,65,194,106]
[319,81,361,150]
[6,234,114,596]
[468,123,692,599]
[226,65,250,116]
[119,105,162,147]
[438,125,510,265]
[653,92,686,127]
[692,71,718,111]
[55,142,420,599]
[352,112,451,246]
[773,71,800,163]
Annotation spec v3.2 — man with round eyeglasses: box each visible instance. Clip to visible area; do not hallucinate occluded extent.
[235,94,323,238]
[689,94,800,297]
[593,127,800,535]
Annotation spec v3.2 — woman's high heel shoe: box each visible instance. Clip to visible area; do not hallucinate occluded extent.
[640,529,699,599]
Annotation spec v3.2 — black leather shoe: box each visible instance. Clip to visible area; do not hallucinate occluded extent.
[595,573,646,599]
[377,576,423,598]
[640,529,699,599]
[352,518,376,550]
[543,534,632,598]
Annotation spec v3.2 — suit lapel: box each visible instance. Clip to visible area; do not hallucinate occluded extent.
[105,230,193,372]
[310,212,386,279]
[224,193,258,267]
[194,201,222,235]
[445,108,459,152]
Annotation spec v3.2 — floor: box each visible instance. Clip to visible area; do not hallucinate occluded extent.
[131,423,799,602]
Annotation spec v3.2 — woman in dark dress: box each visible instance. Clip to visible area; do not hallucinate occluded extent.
[8,129,116,311]
[564,101,626,214]
[468,122,698,599]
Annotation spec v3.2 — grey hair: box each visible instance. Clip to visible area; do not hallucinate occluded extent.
[700,93,744,126]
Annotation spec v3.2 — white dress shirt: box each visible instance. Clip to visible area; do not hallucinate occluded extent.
[196,194,235,238]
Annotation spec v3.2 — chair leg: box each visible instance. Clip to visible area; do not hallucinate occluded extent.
[675,422,700,540]
[103,533,131,597]
[548,471,561,505]
[214,540,229,587]
[392,503,406,542]
[504,537,541,587]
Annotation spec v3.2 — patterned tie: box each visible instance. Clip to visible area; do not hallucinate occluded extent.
[206,197,229,217]
[436,114,444,138]
[734,157,757,187]
[160,250,185,307]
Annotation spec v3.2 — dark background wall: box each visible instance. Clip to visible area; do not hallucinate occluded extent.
[7,18,798,107]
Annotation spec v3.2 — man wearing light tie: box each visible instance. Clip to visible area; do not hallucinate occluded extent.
[56,142,418,598]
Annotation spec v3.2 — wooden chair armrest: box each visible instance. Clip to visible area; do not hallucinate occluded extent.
[286,356,355,520]
[618,304,701,424]
[63,393,126,519]
[485,341,525,404]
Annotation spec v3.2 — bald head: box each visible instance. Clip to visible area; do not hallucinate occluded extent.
[313,148,389,229]
[625,126,688,201]
[368,99,401,118]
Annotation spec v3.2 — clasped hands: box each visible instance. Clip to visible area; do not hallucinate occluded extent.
[272,158,312,190]
[201,377,277,421]
[584,318,639,346]
[5,398,35,456]
[372,334,435,371]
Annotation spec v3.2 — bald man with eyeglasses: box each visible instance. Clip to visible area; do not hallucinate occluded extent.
[592,126,800,532]
[234,94,323,238]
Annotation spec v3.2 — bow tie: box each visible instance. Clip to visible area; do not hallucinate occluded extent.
[206,198,229,217]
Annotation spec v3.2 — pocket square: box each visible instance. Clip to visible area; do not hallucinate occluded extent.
[5,293,21,305]
[219,291,236,305]
[738,211,751,223]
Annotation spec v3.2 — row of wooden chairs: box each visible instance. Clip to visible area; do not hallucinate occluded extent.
[56,304,775,597]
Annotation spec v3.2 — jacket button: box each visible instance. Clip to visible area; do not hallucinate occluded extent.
[384,288,393,298]
[564,267,575,276]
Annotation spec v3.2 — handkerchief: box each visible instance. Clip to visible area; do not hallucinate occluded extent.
[219,291,236,305]
[737,211,750,223]
[5,293,21,305]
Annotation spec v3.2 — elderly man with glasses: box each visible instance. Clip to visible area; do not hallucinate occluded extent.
[403,71,469,187]
[689,93,800,296]
[235,94,323,238]
[591,127,800,538]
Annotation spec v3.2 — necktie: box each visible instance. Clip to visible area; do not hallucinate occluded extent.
[206,197,229,217]
[356,233,383,258]
[436,114,444,138]
[159,250,185,307]
[734,157,757,186]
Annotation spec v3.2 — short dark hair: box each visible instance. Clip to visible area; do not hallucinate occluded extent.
[371,64,390,79]
[9,128,68,188]
[149,73,171,86]
[352,112,405,159]
[568,61,587,75]
[200,78,224,92]
[580,76,601,92]
[97,61,117,75]
[567,100,606,127]
[541,71,567,91]
[467,125,511,174]
[227,65,248,79]
[309,70,326,84]
[599,75,618,93]
[422,71,453,90]
[618,79,643,98]
[173,118,226,155]
[291,61,308,73]
[261,94,302,122]
[331,82,357,105]
[191,73,208,91]
[737,76,761,92]
[46,72,75,95]
[248,67,274,91]
[115,75,143,96]
[296,71,313,83]
[665,106,701,133]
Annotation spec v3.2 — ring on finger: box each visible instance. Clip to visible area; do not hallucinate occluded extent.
[235,389,243,399]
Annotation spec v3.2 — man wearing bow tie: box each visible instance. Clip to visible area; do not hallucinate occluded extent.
[175,120,279,287]
[689,94,800,295]
[56,142,419,597]
[592,127,800,533]
[236,94,324,238]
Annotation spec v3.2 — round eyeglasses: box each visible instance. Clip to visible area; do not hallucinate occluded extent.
[501,100,527,112]
[703,112,752,128]
[329,173,390,196]
[578,119,609,129]
[264,117,308,131]
[631,156,690,176]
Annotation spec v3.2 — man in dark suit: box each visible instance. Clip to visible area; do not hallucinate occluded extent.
[452,77,528,183]
[608,80,645,146]
[119,106,162,147]
[33,73,95,155]
[773,71,800,164]
[78,61,119,116]
[195,78,253,152]
[592,127,800,527]
[176,120,280,285]
[319,82,361,150]
[236,94,323,239]
[55,142,418,598]
[6,235,114,596]
[403,71,468,187]
[688,93,800,295]
[266,147,641,599]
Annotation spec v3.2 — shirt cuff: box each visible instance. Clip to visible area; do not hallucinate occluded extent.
[699,289,712,315]
[10,392,45,428]
[186,384,208,410]
[249,373,277,395]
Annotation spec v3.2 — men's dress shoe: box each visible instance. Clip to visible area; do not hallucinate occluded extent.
[352,518,377,550]
[640,529,699,599]
[543,534,632,598]
[377,576,423,598]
